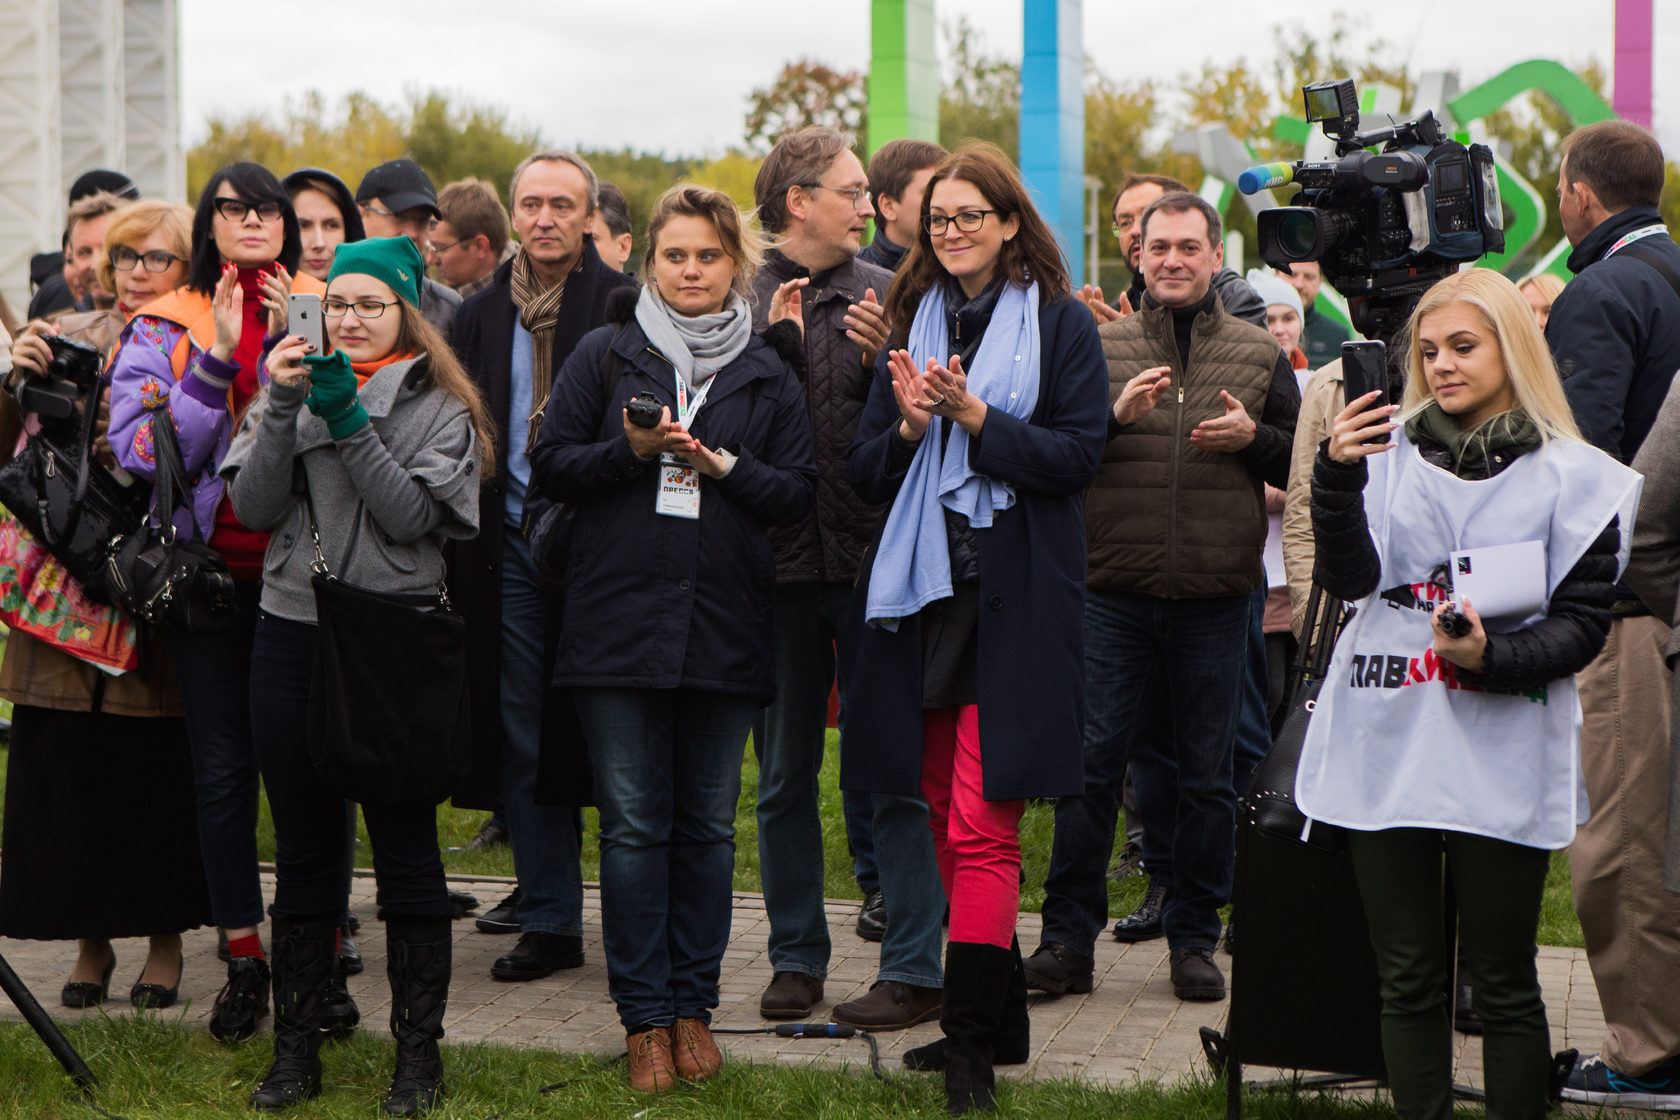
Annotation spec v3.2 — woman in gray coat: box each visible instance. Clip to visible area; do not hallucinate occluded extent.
[221,236,494,1117]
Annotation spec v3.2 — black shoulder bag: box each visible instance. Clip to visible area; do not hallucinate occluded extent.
[1244,582,1348,853]
[303,489,471,805]
[103,409,237,632]
[0,381,151,602]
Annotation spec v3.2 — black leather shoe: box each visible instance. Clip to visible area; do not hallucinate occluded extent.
[760,971,823,1019]
[475,887,521,934]
[130,951,184,1009]
[831,980,941,1029]
[464,817,509,850]
[1170,946,1225,1001]
[1112,878,1169,943]
[322,968,361,1041]
[490,931,584,981]
[338,930,364,975]
[1022,940,1094,994]
[856,888,887,942]
[209,956,270,1043]
[61,952,116,1009]
[446,890,478,919]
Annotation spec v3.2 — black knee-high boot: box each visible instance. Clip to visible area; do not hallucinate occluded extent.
[250,915,337,1112]
[941,941,1017,1115]
[382,916,452,1117]
[905,936,1030,1072]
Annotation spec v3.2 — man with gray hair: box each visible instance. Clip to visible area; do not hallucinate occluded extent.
[450,150,632,984]
[746,126,945,1031]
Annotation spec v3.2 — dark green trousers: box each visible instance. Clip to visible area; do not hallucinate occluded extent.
[1347,828,1552,1120]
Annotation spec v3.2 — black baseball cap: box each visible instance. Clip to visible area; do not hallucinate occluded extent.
[69,169,139,203]
[354,159,439,218]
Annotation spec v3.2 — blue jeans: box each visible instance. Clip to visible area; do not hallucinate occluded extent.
[1041,589,1248,953]
[872,791,945,987]
[1232,586,1272,801]
[497,529,583,937]
[575,686,754,1029]
[170,578,265,931]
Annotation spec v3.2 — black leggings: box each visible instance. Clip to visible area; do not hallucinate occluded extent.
[249,610,448,922]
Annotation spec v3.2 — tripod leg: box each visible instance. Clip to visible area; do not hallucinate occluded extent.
[0,950,100,1090]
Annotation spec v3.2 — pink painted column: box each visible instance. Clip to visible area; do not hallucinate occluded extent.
[1615,0,1653,127]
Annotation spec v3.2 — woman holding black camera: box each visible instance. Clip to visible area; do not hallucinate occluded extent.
[223,235,492,1115]
[0,198,211,1010]
[842,142,1108,1115]
[527,183,814,1093]
[1301,268,1638,1120]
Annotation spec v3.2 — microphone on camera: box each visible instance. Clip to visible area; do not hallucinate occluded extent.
[1237,162,1297,195]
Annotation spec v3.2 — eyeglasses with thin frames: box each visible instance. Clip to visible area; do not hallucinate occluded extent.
[110,247,185,273]
[923,209,1000,236]
[804,183,872,208]
[214,197,283,223]
[322,297,401,320]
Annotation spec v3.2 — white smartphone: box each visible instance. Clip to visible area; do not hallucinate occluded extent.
[288,292,324,353]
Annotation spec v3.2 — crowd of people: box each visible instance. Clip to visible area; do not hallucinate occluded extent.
[0,115,1678,1120]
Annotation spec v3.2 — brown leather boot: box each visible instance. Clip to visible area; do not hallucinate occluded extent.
[626,1027,678,1093]
[672,1018,723,1082]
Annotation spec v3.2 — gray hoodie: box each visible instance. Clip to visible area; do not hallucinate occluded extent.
[221,353,481,624]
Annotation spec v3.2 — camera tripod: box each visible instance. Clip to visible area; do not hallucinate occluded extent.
[0,947,100,1090]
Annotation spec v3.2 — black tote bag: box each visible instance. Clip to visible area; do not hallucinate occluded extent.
[303,493,470,805]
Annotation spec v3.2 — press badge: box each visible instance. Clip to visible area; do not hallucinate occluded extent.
[656,453,701,519]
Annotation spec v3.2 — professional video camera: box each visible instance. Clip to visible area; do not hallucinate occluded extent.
[1238,79,1505,343]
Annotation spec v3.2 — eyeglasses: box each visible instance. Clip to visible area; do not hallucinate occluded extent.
[359,202,396,219]
[428,236,463,254]
[214,197,283,223]
[804,183,871,208]
[110,247,184,273]
[923,209,1001,236]
[322,297,401,319]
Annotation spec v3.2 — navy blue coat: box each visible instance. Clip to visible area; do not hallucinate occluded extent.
[1547,206,1680,463]
[527,316,817,701]
[839,293,1109,801]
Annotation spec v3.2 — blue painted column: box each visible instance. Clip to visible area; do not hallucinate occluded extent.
[1019,0,1085,280]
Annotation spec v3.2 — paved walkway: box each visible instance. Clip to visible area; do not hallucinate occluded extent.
[0,869,1617,1103]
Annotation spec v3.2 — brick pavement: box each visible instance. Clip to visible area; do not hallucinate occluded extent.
[0,872,1615,1099]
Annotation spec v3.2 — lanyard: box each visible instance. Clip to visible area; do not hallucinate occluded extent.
[673,371,714,429]
[1603,223,1670,261]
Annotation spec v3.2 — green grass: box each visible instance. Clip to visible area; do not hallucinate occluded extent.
[0,1015,1425,1120]
[0,728,1585,945]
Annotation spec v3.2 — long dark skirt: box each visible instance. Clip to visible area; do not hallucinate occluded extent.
[0,704,212,940]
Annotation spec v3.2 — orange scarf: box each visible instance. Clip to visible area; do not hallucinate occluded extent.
[349,351,415,385]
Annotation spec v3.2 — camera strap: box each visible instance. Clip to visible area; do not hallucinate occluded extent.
[1609,234,1680,306]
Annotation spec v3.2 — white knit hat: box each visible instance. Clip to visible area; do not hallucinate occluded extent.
[1246,268,1303,320]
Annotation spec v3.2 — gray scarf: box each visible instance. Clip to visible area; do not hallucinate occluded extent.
[634,285,752,393]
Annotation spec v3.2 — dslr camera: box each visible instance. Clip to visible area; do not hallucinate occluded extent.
[624,392,665,429]
[15,334,103,424]
[1239,79,1505,341]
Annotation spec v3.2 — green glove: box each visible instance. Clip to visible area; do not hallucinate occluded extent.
[303,351,369,439]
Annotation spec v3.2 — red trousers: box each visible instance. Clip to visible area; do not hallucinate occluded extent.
[920,706,1024,949]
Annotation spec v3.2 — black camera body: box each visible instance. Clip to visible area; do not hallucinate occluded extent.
[1245,79,1505,342]
[624,392,665,429]
[15,334,104,423]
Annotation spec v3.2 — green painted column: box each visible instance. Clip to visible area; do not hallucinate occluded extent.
[868,0,938,153]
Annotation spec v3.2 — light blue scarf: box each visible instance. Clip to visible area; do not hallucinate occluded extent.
[865,280,1040,630]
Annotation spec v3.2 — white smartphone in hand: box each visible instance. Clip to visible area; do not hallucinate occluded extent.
[288,292,324,353]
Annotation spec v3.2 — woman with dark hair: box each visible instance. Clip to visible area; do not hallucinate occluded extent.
[528,183,815,1093]
[106,161,327,1044]
[844,141,1109,1115]
[283,168,365,283]
[223,235,492,1115]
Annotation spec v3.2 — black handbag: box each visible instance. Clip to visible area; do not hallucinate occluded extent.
[303,492,471,805]
[102,408,237,632]
[1244,582,1349,854]
[0,378,151,603]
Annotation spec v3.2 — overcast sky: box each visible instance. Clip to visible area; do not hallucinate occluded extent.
[178,1,1678,159]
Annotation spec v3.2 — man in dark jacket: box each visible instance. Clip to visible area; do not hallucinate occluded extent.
[355,159,463,341]
[746,127,946,1031]
[1547,120,1680,1110]
[1284,259,1352,369]
[858,138,946,272]
[1027,192,1298,1004]
[451,151,629,984]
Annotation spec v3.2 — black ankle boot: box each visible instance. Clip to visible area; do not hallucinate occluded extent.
[940,941,1016,1115]
[383,916,452,1117]
[250,915,336,1112]
[904,937,1030,1073]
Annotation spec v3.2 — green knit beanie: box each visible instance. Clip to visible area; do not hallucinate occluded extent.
[327,235,424,308]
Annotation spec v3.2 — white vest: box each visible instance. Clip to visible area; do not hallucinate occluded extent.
[1296,432,1640,849]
